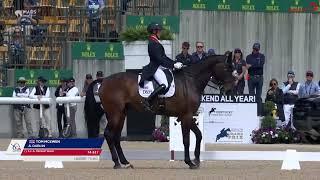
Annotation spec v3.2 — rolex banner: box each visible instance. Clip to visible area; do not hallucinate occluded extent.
[200,94,259,144]
[15,69,73,87]
[180,0,320,13]
[126,16,180,33]
[72,42,124,60]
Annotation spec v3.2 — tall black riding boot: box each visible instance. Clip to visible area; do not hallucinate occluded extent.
[142,84,166,111]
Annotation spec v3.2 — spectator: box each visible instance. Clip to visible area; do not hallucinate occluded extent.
[9,27,24,67]
[95,71,107,135]
[12,77,33,138]
[246,42,265,116]
[207,48,216,56]
[298,70,320,98]
[109,25,119,42]
[175,42,192,66]
[64,77,79,138]
[232,48,246,95]
[80,74,93,97]
[191,41,207,64]
[29,76,51,137]
[54,77,67,137]
[13,0,25,11]
[85,0,105,40]
[120,0,132,15]
[18,0,39,43]
[265,78,285,122]
[282,70,300,128]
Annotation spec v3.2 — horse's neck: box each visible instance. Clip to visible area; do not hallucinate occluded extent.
[182,58,220,93]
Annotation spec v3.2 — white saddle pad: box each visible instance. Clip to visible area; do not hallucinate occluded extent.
[138,75,175,98]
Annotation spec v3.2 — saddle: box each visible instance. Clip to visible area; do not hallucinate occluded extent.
[137,73,175,99]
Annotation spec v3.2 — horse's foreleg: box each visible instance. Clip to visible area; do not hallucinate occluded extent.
[190,119,202,167]
[181,116,198,169]
[104,124,121,169]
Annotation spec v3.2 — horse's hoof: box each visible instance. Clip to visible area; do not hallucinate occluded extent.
[189,163,199,169]
[185,160,199,169]
[123,163,134,169]
[113,164,122,169]
[193,159,200,167]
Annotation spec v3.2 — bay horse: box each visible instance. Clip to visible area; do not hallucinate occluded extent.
[98,51,235,169]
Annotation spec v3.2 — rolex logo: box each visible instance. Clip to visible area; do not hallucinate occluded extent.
[197,0,201,2]
[30,70,34,78]
[222,0,226,3]
[54,70,59,79]
[109,44,114,52]
[271,0,275,5]
[140,17,144,25]
[86,44,91,51]
[162,18,167,25]
[295,0,299,5]
[247,0,251,4]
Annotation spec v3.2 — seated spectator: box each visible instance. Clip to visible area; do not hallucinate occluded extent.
[232,48,246,95]
[175,42,192,66]
[265,78,285,122]
[12,77,33,138]
[207,48,216,56]
[191,41,207,64]
[18,0,39,43]
[85,0,105,40]
[298,70,320,98]
[9,27,24,67]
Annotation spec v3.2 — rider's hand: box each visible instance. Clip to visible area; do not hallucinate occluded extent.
[174,62,183,69]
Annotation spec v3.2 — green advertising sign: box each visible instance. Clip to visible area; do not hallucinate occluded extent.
[126,16,180,33]
[0,87,14,97]
[180,0,320,13]
[15,69,73,87]
[72,42,124,60]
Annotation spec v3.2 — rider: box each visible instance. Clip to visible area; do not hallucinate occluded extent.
[139,22,183,109]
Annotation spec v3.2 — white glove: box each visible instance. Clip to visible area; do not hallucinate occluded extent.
[174,62,183,69]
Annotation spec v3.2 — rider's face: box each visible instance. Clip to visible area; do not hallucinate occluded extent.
[156,30,161,38]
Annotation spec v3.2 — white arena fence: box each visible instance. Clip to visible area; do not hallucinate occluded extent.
[0,97,316,170]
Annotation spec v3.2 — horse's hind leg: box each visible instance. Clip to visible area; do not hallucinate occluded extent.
[104,124,121,169]
[190,119,202,167]
[180,115,198,169]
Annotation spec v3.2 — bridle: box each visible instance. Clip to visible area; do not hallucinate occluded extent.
[207,53,234,93]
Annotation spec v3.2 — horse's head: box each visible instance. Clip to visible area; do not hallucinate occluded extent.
[210,51,235,95]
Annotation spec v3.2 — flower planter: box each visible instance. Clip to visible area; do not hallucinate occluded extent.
[123,40,173,70]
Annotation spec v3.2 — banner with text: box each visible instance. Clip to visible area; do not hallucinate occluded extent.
[200,94,259,144]
[21,138,104,161]
[0,87,14,97]
[72,42,124,60]
[15,69,73,87]
[126,16,180,33]
[180,0,320,13]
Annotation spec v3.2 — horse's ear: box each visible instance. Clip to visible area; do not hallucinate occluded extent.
[224,51,233,65]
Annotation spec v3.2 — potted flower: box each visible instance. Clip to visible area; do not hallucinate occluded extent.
[120,27,174,70]
[251,101,302,144]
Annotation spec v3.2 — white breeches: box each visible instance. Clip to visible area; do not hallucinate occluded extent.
[284,104,295,128]
[154,67,168,88]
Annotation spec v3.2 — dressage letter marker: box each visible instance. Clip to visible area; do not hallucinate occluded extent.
[21,138,104,168]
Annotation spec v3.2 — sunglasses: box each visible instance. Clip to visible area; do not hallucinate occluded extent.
[196,46,203,48]
[306,74,313,77]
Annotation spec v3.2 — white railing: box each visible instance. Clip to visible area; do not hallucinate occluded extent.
[0,97,85,118]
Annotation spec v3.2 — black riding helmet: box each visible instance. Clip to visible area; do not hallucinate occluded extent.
[147,22,162,34]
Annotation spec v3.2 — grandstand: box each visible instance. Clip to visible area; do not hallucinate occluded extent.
[0,0,177,87]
